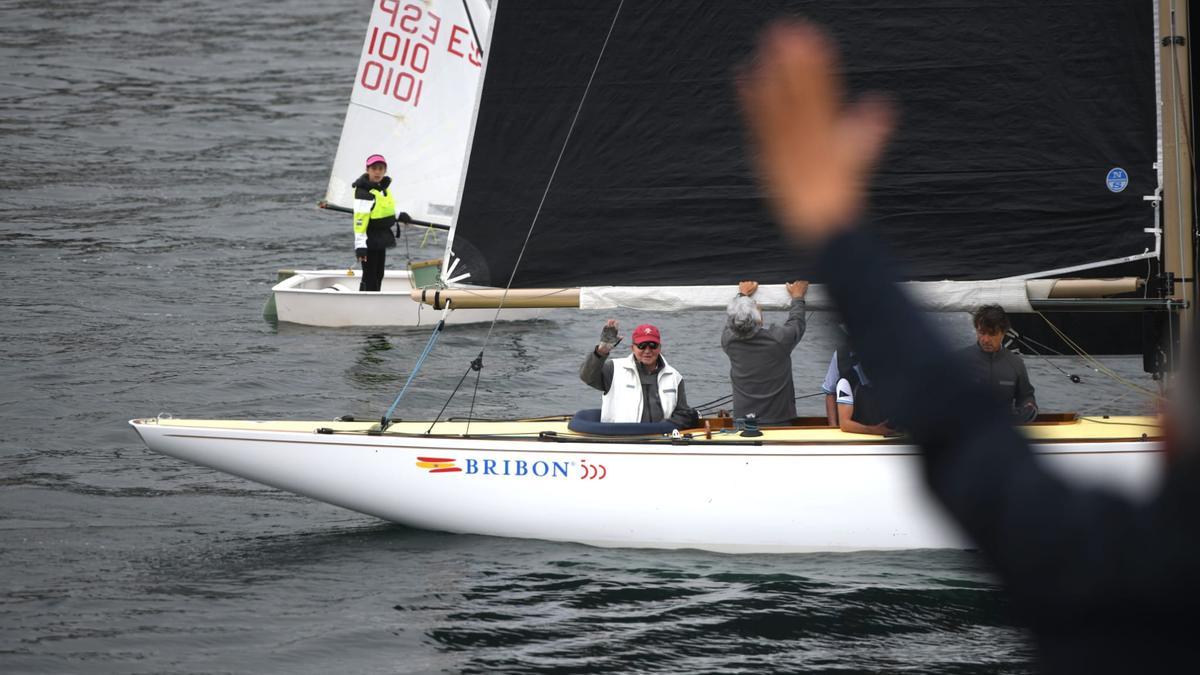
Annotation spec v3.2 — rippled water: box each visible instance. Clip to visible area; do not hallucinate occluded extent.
[0,0,1159,672]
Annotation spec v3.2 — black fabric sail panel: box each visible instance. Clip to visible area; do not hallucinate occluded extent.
[450,0,1157,287]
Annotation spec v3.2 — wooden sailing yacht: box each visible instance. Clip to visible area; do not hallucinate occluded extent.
[133,0,1193,553]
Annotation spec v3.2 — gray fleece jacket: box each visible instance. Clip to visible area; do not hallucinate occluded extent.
[720,297,807,424]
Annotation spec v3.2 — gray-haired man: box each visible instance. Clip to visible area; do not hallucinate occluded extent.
[720,280,809,424]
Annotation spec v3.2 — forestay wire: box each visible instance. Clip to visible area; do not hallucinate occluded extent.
[428,0,627,433]
[380,304,453,430]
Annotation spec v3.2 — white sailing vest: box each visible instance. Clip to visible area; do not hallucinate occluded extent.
[600,354,682,423]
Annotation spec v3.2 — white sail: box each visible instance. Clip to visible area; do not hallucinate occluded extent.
[581,281,1037,313]
[416,278,1143,314]
[324,0,490,225]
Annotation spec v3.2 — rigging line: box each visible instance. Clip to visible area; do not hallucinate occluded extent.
[464,353,485,437]
[1012,331,1066,357]
[1029,314,1108,375]
[694,393,733,409]
[1008,333,1078,381]
[461,0,484,58]
[454,0,626,425]
[419,223,437,248]
[1035,313,1161,397]
[1077,416,1161,429]
[381,317,447,429]
[1036,314,1155,395]
[1087,388,1141,415]
[482,0,625,338]
[426,352,483,435]
[695,390,826,414]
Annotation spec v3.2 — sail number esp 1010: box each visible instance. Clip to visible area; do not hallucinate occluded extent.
[360,1,483,108]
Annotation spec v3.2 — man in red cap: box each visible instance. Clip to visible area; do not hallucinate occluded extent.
[579,319,698,427]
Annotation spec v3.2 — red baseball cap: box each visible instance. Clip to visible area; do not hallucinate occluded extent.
[632,324,661,344]
[365,154,387,167]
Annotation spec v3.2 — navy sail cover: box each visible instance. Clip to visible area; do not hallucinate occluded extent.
[449,0,1158,287]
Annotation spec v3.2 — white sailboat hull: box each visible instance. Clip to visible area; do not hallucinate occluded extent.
[130,417,1163,553]
[271,270,542,327]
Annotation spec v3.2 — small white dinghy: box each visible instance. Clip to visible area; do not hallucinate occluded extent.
[271,268,542,328]
[271,0,509,328]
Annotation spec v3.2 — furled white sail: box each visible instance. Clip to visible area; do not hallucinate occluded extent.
[324,0,490,225]
[416,278,1144,313]
[580,281,1037,313]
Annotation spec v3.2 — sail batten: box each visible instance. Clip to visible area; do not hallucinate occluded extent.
[448,0,1160,288]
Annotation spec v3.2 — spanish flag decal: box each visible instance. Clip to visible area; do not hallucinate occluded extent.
[416,456,462,473]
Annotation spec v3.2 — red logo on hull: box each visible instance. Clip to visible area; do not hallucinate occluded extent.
[416,456,462,473]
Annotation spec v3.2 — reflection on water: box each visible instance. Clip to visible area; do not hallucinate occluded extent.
[347,333,424,389]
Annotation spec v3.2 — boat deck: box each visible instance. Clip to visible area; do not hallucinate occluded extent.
[133,414,1160,445]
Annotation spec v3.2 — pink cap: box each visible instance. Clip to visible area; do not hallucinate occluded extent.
[632,324,661,344]
[365,154,387,167]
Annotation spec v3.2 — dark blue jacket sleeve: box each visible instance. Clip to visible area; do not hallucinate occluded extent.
[816,229,1195,623]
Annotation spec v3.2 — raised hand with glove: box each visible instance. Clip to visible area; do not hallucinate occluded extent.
[596,319,622,356]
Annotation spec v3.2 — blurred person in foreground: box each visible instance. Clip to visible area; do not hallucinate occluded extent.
[739,21,1198,673]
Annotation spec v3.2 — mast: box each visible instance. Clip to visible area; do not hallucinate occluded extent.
[1144,0,1196,374]
[1159,0,1195,336]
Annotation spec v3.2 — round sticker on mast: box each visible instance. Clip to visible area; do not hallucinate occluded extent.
[1106,167,1129,193]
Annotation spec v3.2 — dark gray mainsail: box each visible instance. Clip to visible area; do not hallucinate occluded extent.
[446,0,1159,288]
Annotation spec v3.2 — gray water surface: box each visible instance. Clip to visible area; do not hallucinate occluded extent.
[0,1,1157,672]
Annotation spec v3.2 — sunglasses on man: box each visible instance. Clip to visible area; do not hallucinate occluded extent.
[634,342,660,351]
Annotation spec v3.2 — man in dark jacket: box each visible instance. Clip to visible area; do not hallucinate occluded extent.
[740,22,1198,673]
[961,304,1038,422]
[721,279,808,424]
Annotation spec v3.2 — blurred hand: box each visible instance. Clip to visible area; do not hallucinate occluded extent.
[738,280,758,296]
[786,280,809,298]
[739,22,895,246]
